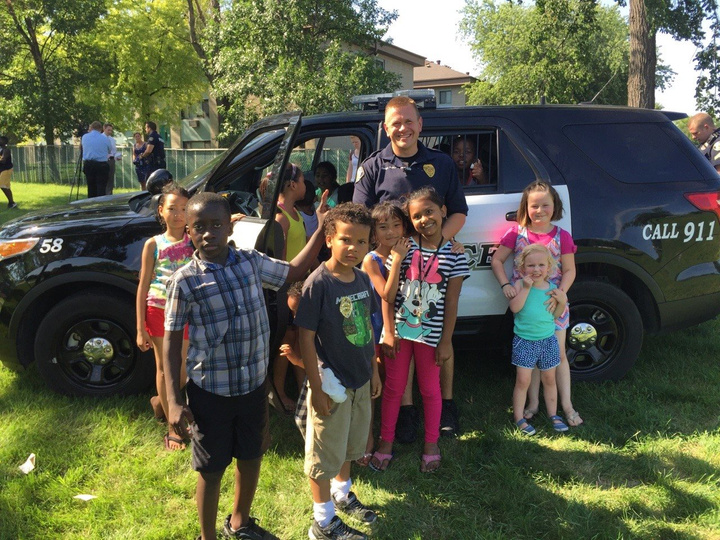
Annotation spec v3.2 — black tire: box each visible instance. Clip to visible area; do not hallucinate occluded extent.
[34,292,155,396]
[566,280,643,382]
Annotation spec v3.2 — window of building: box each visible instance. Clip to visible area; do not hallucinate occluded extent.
[438,90,452,107]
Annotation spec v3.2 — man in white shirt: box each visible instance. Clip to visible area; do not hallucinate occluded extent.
[103,123,120,195]
[81,121,112,198]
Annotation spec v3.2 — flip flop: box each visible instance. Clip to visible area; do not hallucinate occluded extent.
[355,452,373,467]
[523,407,539,421]
[164,433,186,451]
[420,453,441,473]
[566,411,584,427]
[368,451,393,472]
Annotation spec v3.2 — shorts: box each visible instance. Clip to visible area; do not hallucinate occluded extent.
[304,380,371,480]
[0,169,12,188]
[555,303,570,331]
[145,305,188,339]
[512,335,560,371]
[187,379,270,473]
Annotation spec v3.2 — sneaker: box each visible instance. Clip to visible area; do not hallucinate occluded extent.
[308,516,367,540]
[223,515,271,539]
[395,405,419,444]
[333,491,377,523]
[8,202,17,209]
[440,399,460,438]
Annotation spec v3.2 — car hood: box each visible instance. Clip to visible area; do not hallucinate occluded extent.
[0,192,147,239]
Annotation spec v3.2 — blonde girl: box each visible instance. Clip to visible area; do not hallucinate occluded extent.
[136,183,192,450]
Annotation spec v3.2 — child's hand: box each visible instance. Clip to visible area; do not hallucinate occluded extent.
[231,213,246,223]
[502,282,517,299]
[316,189,330,226]
[311,389,333,416]
[381,333,398,359]
[371,371,382,399]
[435,341,453,366]
[545,287,567,313]
[471,159,484,181]
[279,343,302,367]
[136,329,152,352]
[391,237,410,259]
[167,401,194,440]
[450,239,465,254]
[522,275,534,288]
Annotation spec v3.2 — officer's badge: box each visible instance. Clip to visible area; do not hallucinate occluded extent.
[339,296,353,318]
[357,166,364,180]
[423,164,435,178]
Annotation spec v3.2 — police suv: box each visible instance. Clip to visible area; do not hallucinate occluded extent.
[1,92,719,396]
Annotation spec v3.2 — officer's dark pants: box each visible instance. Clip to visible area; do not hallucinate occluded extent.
[84,161,109,198]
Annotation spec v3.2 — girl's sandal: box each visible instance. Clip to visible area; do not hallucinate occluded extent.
[523,407,539,421]
[420,453,441,473]
[566,411,584,427]
[355,452,373,467]
[515,418,536,436]
[368,451,393,472]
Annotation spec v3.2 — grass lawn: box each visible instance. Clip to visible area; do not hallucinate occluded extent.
[1,183,720,539]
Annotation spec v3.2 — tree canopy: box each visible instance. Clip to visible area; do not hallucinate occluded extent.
[460,0,631,106]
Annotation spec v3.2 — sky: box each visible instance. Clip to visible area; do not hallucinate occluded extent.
[378,0,700,114]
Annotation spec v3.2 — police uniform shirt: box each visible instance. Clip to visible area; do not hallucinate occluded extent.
[699,128,720,169]
[146,130,165,161]
[353,141,469,216]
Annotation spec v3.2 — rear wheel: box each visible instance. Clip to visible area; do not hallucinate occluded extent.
[567,280,643,382]
[34,292,155,396]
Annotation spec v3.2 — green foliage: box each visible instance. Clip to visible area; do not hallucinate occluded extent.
[82,0,208,132]
[460,0,630,105]
[209,0,400,144]
[694,9,720,116]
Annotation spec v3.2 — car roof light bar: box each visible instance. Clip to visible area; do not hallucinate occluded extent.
[351,89,437,111]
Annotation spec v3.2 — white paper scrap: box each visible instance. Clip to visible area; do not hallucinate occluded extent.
[73,494,97,501]
[18,453,35,474]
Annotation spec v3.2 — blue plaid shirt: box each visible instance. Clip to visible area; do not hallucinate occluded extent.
[165,248,289,397]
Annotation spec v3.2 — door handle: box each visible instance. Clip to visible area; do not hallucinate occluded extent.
[505,211,517,222]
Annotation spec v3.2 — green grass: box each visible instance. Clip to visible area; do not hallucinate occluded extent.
[2,319,720,539]
[1,183,720,538]
[0,183,138,226]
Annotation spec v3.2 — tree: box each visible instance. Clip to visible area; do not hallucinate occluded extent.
[460,0,630,106]
[0,0,108,146]
[82,0,208,130]
[694,8,720,115]
[188,0,400,144]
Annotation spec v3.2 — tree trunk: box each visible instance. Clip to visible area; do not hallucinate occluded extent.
[628,0,656,108]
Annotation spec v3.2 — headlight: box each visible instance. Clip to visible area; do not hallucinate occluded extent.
[0,238,39,261]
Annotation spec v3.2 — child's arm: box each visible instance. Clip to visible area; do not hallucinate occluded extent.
[371,348,382,398]
[491,244,517,299]
[380,297,398,358]
[135,238,156,351]
[435,276,463,366]
[163,328,194,437]
[508,277,532,313]
[298,327,333,416]
[361,252,388,299]
[558,253,576,292]
[441,213,466,241]
[286,190,329,283]
[279,343,303,368]
[382,238,410,301]
[274,211,289,261]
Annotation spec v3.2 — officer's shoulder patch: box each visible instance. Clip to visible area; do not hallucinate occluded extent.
[713,141,720,152]
[357,166,364,180]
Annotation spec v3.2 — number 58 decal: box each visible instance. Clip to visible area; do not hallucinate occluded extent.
[39,238,64,253]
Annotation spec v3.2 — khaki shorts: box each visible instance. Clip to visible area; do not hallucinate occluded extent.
[304,380,371,480]
[0,169,12,188]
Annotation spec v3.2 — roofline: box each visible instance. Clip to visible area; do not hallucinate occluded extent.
[373,41,426,67]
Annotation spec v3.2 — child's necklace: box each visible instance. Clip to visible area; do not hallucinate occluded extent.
[415,235,443,317]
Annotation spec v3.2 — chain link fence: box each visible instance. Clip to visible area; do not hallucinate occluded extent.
[7,145,226,188]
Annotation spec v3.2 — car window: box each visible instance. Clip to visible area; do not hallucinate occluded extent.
[563,123,704,184]
[286,134,366,187]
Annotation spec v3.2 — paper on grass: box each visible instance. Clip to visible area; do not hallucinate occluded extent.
[18,453,35,474]
[73,494,97,501]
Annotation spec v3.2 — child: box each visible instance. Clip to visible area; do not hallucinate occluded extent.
[491,180,582,427]
[135,183,192,450]
[357,201,411,466]
[295,203,382,540]
[372,186,469,473]
[314,162,353,208]
[508,244,568,435]
[273,163,309,412]
[163,190,328,540]
[296,179,319,237]
[0,136,17,209]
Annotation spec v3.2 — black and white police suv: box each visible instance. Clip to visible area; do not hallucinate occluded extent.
[1,91,719,396]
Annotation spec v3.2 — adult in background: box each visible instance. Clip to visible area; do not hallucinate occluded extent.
[81,121,112,198]
[688,112,720,173]
[139,121,166,177]
[132,131,148,190]
[0,136,17,208]
[103,123,120,195]
[352,95,468,439]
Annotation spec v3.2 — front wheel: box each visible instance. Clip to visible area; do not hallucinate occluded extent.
[566,280,643,382]
[34,292,155,396]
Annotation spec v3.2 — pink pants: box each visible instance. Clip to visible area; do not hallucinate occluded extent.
[380,339,441,444]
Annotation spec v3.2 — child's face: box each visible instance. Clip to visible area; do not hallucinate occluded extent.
[186,202,232,264]
[407,197,445,239]
[522,251,550,282]
[326,221,371,270]
[315,167,335,192]
[375,215,405,248]
[452,141,476,170]
[159,194,188,232]
[527,190,554,227]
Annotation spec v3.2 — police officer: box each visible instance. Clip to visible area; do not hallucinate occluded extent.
[139,121,166,177]
[688,112,720,173]
[352,95,468,439]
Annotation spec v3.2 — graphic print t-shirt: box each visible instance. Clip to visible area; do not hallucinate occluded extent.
[388,238,470,347]
[294,264,379,389]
